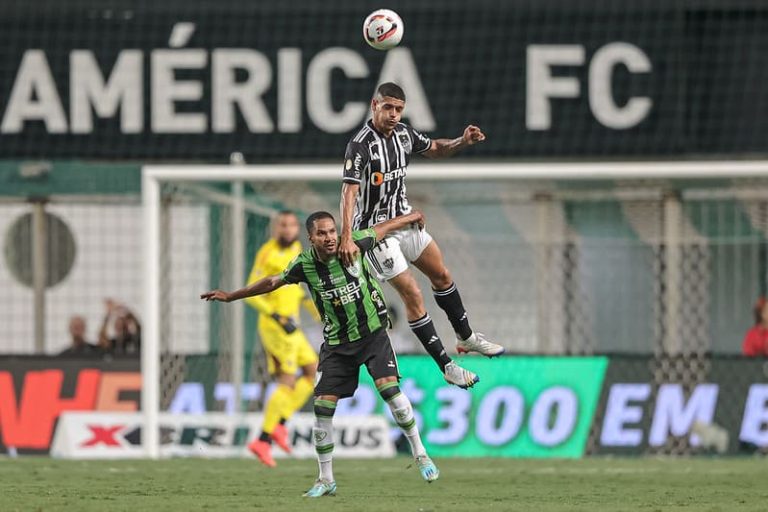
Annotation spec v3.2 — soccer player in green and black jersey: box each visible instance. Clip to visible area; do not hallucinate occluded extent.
[201,210,439,497]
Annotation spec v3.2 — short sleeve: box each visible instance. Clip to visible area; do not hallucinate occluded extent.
[352,228,377,253]
[280,256,306,284]
[407,125,432,154]
[343,141,369,184]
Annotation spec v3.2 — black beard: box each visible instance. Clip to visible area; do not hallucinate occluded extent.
[277,237,296,248]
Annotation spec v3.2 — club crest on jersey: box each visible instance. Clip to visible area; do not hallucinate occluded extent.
[369,141,382,161]
[398,133,411,151]
[383,257,395,270]
[346,260,362,278]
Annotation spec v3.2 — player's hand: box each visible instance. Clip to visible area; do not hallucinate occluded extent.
[271,313,298,334]
[339,236,359,267]
[462,125,486,145]
[411,210,425,230]
[200,290,231,302]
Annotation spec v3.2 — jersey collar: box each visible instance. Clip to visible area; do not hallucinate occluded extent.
[310,243,339,265]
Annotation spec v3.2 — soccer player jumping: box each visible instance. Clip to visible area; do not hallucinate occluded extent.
[202,210,438,497]
[339,82,504,389]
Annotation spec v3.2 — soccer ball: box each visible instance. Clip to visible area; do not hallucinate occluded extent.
[363,9,404,50]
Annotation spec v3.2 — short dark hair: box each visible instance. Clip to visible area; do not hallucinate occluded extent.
[376,82,405,102]
[305,211,335,233]
[277,209,296,217]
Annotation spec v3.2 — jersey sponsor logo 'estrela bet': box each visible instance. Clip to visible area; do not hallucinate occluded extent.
[280,228,388,345]
[319,280,363,306]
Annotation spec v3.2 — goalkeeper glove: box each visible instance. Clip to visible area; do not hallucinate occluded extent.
[271,313,297,334]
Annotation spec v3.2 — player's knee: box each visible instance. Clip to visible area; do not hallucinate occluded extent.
[375,379,402,402]
[277,373,297,389]
[313,397,338,418]
[430,267,453,290]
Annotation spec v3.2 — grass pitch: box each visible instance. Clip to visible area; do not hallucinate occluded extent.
[1,457,765,511]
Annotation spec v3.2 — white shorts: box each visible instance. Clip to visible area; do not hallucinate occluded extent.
[365,225,433,281]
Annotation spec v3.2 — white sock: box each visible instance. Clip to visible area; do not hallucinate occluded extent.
[386,393,427,458]
[312,418,334,482]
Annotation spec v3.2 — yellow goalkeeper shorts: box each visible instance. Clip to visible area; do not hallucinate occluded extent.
[258,322,318,376]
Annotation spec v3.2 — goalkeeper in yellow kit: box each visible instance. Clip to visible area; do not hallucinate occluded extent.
[245,210,319,467]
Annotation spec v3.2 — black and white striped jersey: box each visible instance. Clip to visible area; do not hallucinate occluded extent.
[343,120,432,229]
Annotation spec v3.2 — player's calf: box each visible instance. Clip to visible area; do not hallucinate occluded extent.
[376,379,439,482]
[408,313,452,371]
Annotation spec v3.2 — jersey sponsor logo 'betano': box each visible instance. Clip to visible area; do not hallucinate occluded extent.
[371,168,406,186]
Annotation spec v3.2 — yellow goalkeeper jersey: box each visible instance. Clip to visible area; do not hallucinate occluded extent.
[245,238,316,322]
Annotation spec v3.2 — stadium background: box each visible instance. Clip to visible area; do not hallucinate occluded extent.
[2,0,768,461]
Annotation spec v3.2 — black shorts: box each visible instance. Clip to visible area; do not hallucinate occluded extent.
[315,328,399,399]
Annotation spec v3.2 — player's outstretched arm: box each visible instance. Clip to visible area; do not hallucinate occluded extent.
[422,125,486,159]
[339,182,361,266]
[372,210,425,241]
[200,275,286,303]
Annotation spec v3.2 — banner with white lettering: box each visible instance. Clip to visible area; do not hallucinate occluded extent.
[0,0,765,159]
[50,412,394,459]
[356,357,608,458]
[589,356,768,455]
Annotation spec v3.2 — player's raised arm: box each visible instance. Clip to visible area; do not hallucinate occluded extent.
[372,210,425,241]
[339,182,361,267]
[421,125,486,159]
[201,275,286,303]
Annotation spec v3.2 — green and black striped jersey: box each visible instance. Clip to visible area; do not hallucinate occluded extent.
[280,228,388,345]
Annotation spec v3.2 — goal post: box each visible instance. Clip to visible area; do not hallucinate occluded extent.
[141,160,768,458]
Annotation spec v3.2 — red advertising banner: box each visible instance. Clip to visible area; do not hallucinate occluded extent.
[0,357,140,454]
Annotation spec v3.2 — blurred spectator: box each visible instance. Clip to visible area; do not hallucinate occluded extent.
[99,299,141,354]
[742,297,768,356]
[59,315,99,356]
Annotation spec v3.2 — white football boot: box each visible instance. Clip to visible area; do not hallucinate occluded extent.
[456,332,505,357]
[443,361,479,389]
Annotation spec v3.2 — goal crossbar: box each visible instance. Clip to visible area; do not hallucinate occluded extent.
[141,159,768,458]
[145,160,768,183]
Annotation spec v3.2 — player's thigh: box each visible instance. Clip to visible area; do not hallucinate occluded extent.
[366,236,409,281]
[259,325,300,376]
[398,225,434,264]
[361,329,400,382]
[315,344,361,399]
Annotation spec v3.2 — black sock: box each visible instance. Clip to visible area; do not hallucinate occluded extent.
[408,314,452,371]
[259,432,272,444]
[433,283,473,341]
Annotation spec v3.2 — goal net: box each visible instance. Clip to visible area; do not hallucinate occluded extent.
[142,160,768,456]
